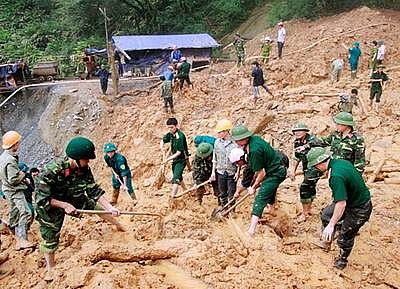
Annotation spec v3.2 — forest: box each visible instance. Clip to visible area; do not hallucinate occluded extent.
[0,0,398,75]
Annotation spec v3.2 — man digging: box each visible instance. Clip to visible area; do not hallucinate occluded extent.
[160,118,189,197]
[307,147,372,269]
[231,125,287,236]
[35,136,126,281]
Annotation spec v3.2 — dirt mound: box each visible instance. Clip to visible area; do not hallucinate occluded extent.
[1,6,400,289]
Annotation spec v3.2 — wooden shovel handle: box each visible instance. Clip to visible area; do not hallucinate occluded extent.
[221,192,252,217]
[173,180,211,198]
[76,209,162,218]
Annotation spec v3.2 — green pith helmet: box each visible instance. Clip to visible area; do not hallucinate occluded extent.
[307,147,332,168]
[231,125,253,141]
[291,122,310,132]
[66,136,96,160]
[333,112,356,129]
[103,142,117,153]
[196,142,213,158]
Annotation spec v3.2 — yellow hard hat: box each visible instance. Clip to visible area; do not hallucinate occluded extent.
[215,119,233,133]
[2,131,21,149]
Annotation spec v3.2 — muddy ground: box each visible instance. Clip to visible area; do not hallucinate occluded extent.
[1,6,400,289]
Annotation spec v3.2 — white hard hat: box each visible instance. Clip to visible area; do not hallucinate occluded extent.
[180,57,186,62]
[278,22,284,26]
[265,36,272,42]
[229,148,245,164]
[168,65,174,70]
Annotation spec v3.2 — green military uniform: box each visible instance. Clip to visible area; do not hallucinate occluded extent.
[160,80,173,111]
[248,135,286,217]
[178,62,192,89]
[369,47,378,71]
[163,129,189,184]
[261,43,272,63]
[338,94,358,114]
[320,131,365,174]
[370,71,388,103]
[293,133,323,203]
[234,38,245,67]
[320,159,372,268]
[0,150,32,233]
[104,152,135,197]
[35,157,105,253]
[192,143,219,204]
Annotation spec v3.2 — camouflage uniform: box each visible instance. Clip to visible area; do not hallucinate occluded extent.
[192,156,219,204]
[294,134,324,203]
[234,39,245,67]
[338,94,358,114]
[320,132,365,174]
[35,157,105,253]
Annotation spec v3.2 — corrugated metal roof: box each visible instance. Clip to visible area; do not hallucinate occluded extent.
[112,33,220,51]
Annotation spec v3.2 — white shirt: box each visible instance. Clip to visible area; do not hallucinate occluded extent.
[377,45,385,60]
[277,27,286,43]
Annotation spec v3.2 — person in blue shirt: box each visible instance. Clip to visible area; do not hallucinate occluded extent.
[103,143,135,204]
[163,65,175,81]
[346,42,362,80]
[170,45,182,63]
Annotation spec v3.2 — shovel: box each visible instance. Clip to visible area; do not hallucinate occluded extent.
[210,197,237,220]
[213,191,252,221]
[112,170,134,201]
[173,180,210,198]
[152,147,171,189]
[76,209,164,236]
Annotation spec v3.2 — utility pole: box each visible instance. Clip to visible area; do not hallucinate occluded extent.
[99,7,119,96]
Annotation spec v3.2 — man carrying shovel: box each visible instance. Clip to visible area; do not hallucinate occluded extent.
[103,143,136,204]
[192,143,219,205]
[231,125,287,236]
[160,118,189,197]
[35,136,126,281]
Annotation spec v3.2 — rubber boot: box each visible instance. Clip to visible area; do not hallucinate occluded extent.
[171,184,179,198]
[110,189,120,205]
[351,71,356,80]
[15,225,35,251]
[44,252,55,281]
[334,249,350,269]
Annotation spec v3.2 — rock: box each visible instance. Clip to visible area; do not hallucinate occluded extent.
[69,89,78,93]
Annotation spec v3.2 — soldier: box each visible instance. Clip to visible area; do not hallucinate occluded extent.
[192,143,219,205]
[338,89,359,114]
[210,119,239,207]
[160,118,189,197]
[231,125,287,236]
[307,147,372,269]
[320,112,365,174]
[224,33,246,67]
[35,136,125,281]
[0,131,35,250]
[287,123,323,221]
[369,64,388,113]
[103,142,136,204]
[260,37,273,64]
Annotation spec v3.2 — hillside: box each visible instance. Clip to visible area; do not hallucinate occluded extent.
[1,6,400,289]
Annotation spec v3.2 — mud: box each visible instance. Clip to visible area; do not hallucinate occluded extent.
[1,6,400,289]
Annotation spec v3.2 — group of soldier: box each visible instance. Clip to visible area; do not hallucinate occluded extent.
[0,132,136,281]
[159,105,370,270]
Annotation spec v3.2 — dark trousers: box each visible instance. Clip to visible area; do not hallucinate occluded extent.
[217,172,237,206]
[321,200,372,258]
[100,78,108,94]
[277,42,284,58]
[179,76,192,89]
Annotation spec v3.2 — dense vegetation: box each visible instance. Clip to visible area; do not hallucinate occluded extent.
[0,0,399,76]
[0,0,263,75]
[268,0,400,25]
